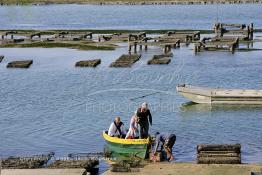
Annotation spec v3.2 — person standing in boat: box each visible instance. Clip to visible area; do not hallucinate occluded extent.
[136,102,152,139]
[108,116,126,138]
[125,114,139,139]
[152,132,176,162]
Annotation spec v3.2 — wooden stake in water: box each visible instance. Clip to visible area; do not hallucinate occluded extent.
[0,157,2,175]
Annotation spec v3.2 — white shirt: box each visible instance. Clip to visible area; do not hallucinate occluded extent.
[125,116,139,139]
[108,122,126,137]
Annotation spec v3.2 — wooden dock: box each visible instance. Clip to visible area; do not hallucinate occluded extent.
[0,31,17,40]
[0,31,93,43]
[0,55,4,63]
[128,37,180,54]
[164,31,200,42]
[214,23,254,41]
[98,32,146,42]
[194,37,239,53]
[128,31,200,54]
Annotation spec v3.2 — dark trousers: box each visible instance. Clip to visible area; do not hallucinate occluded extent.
[139,122,149,139]
[164,134,176,151]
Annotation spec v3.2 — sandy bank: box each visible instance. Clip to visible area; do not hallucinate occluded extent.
[0,168,86,175]
[102,162,262,175]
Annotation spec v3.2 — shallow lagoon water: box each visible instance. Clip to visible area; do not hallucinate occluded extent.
[0,38,262,164]
[0,4,262,29]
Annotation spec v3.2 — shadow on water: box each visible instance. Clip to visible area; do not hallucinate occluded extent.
[180,101,262,112]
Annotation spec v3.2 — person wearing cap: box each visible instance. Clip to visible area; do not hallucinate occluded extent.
[108,116,126,138]
[136,102,152,139]
[152,132,176,162]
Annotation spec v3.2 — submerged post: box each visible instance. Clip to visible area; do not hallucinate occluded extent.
[196,32,200,40]
[145,38,148,50]
[177,40,181,47]
[134,42,137,53]
[164,45,171,53]
[194,44,198,53]
[249,23,254,40]
[229,44,235,54]
[128,44,132,53]
[128,34,132,53]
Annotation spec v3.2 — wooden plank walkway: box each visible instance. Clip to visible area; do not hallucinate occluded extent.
[128,36,181,53]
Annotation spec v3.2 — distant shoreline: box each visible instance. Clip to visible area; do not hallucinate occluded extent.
[1,0,262,5]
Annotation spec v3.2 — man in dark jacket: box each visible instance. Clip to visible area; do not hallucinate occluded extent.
[136,102,152,139]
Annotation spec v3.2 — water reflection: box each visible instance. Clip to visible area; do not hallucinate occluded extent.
[180,101,262,112]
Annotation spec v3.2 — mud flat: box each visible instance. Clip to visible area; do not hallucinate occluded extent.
[48,159,98,174]
[0,41,115,51]
[0,169,87,175]
[102,163,262,175]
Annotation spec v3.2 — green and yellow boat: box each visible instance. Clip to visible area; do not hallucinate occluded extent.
[103,131,150,160]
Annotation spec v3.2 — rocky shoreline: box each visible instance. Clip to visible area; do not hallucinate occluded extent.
[0,153,99,175]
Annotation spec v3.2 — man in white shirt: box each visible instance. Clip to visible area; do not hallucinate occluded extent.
[108,117,126,138]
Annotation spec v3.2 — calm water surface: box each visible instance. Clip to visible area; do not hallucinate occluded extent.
[0,39,262,163]
[0,4,262,166]
[0,4,262,29]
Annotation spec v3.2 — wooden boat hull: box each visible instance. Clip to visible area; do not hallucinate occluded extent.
[177,84,262,105]
[103,131,149,160]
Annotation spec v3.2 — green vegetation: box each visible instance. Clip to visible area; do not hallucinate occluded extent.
[0,29,214,35]
[0,0,34,5]
[1,29,262,35]
[0,41,115,50]
[1,29,262,51]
